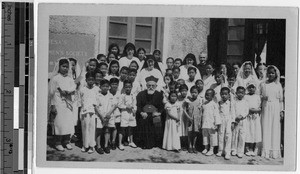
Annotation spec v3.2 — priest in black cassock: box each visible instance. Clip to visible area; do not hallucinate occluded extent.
[135,75,164,149]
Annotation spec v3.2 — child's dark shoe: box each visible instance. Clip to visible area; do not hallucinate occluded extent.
[111,143,116,150]
[96,147,104,154]
[104,147,110,154]
[193,148,198,154]
[188,148,193,153]
[70,135,79,142]
[174,149,180,153]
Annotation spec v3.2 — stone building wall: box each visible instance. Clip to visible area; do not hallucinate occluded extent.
[48,16,101,71]
[48,16,210,71]
[165,18,209,63]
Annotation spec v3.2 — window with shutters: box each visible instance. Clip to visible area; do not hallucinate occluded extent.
[108,17,163,54]
[227,19,245,64]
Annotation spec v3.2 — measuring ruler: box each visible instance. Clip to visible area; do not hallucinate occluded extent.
[1,2,33,174]
[1,2,15,174]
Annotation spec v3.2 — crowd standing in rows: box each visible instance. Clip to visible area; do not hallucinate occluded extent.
[48,42,285,160]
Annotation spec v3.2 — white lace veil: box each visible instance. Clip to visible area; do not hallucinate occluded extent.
[266,65,280,84]
[48,57,73,98]
[236,61,258,81]
[49,57,73,80]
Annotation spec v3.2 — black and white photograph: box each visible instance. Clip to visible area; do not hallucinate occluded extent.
[36,3,298,171]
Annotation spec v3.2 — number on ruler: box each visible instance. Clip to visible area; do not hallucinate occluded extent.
[4,89,11,94]
[9,144,13,154]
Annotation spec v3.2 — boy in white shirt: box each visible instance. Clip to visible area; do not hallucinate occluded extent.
[80,72,98,154]
[201,89,221,156]
[118,80,137,150]
[231,86,249,158]
[96,79,118,154]
[109,78,121,150]
[217,87,235,160]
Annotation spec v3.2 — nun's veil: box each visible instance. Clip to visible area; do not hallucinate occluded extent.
[140,55,162,73]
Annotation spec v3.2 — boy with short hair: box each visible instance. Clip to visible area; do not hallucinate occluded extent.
[210,69,226,102]
[217,87,235,160]
[109,78,121,150]
[96,79,118,154]
[80,72,98,154]
[201,89,221,156]
[128,68,141,96]
[119,66,129,93]
[185,67,198,94]
[231,86,249,158]
[118,80,137,150]
[172,67,181,81]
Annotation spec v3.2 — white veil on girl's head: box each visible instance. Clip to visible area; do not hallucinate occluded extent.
[49,57,73,80]
[237,61,258,81]
[48,57,73,100]
[266,65,281,84]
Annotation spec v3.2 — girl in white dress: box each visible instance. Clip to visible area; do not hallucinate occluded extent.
[260,65,284,159]
[244,83,262,156]
[187,86,204,153]
[49,58,77,151]
[177,84,190,150]
[162,92,181,151]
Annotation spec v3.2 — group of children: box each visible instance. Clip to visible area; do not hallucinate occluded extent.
[48,42,284,160]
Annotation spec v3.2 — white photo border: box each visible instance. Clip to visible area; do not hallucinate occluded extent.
[36,3,298,171]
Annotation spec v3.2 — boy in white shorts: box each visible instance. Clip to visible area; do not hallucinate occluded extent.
[118,80,137,150]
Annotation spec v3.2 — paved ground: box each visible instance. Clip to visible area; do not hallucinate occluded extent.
[46,142,283,165]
